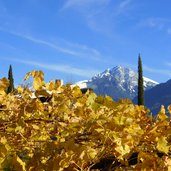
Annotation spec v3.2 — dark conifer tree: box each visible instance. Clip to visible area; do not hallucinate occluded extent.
[7,64,14,93]
[138,54,144,105]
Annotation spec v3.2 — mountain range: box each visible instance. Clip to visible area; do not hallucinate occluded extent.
[75,66,158,101]
[141,79,171,115]
[74,65,171,115]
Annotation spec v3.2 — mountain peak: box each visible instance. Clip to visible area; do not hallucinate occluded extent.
[93,66,129,80]
[75,65,158,100]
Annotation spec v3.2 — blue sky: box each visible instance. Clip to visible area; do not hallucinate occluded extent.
[0,0,171,85]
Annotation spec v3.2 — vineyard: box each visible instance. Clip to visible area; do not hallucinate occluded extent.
[0,70,171,170]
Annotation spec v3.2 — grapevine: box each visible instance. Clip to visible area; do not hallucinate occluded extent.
[0,70,171,170]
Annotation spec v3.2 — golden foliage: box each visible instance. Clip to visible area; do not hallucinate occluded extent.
[0,70,170,170]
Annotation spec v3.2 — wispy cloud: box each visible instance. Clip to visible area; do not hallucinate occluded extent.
[166,62,170,66]
[63,40,101,57]
[0,1,7,17]
[2,57,100,78]
[165,62,171,67]
[61,0,113,35]
[116,0,133,15]
[0,27,103,61]
[0,42,17,50]
[137,17,171,32]
[143,65,171,76]
[167,28,171,35]
[119,0,132,8]
[61,0,134,37]
[62,0,110,11]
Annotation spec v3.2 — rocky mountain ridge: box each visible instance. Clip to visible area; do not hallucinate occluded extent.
[75,66,158,101]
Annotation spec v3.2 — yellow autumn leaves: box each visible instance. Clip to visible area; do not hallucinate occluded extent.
[0,70,171,170]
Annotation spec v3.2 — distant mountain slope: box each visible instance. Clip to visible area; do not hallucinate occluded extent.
[75,66,158,101]
[139,79,171,115]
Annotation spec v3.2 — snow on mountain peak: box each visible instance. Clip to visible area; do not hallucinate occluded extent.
[74,80,89,89]
[75,66,158,100]
[143,77,158,85]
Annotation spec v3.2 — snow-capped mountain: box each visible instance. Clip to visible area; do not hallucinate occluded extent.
[75,66,158,100]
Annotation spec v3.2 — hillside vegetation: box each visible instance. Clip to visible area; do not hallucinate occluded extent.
[0,71,171,170]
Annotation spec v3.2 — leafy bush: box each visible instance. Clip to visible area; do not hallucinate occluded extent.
[0,71,171,170]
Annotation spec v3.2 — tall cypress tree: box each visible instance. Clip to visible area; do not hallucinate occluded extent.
[7,64,14,94]
[138,54,144,105]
